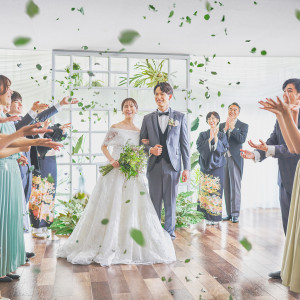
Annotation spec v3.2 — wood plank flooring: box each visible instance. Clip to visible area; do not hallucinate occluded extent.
[1,208,299,300]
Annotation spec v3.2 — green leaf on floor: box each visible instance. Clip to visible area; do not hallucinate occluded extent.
[140,191,145,195]
[185,258,191,263]
[240,237,252,251]
[130,228,145,246]
[161,276,166,281]
[168,277,172,282]
[101,218,109,225]
[185,276,191,282]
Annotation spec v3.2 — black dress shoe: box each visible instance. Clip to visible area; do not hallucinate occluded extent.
[232,216,239,223]
[26,257,29,263]
[0,276,13,282]
[26,252,35,259]
[222,216,231,221]
[268,270,281,279]
[7,273,20,279]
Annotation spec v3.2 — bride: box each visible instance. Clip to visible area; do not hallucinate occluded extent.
[57,98,176,266]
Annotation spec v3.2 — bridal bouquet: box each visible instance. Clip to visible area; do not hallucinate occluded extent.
[100,142,147,180]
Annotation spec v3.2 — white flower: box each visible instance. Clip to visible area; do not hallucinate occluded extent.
[168,118,179,127]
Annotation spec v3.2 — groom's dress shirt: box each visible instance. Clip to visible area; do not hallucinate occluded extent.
[158,108,170,133]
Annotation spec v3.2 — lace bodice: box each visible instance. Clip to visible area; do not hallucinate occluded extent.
[102,128,140,160]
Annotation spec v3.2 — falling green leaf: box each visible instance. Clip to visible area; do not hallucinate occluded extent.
[148,4,157,12]
[36,64,42,71]
[245,40,251,42]
[193,11,198,16]
[254,1,257,4]
[185,276,191,282]
[101,218,109,225]
[168,277,172,282]
[71,7,75,11]
[87,71,95,77]
[47,175,54,183]
[78,7,84,15]
[82,46,88,50]
[26,0,40,18]
[43,76,47,80]
[125,200,131,203]
[140,191,145,195]
[191,117,199,131]
[261,50,267,56]
[29,165,35,172]
[186,16,192,24]
[211,71,217,75]
[118,30,140,45]
[206,1,212,11]
[197,63,204,67]
[221,15,225,22]
[295,10,300,21]
[123,249,127,254]
[204,14,210,20]
[218,91,221,97]
[179,22,183,27]
[250,47,256,53]
[224,28,228,35]
[17,63,22,68]
[161,276,166,281]
[130,228,145,246]
[236,82,240,85]
[187,109,192,114]
[143,16,146,19]
[13,37,31,47]
[229,296,233,300]
[76,240,79,243]
[240,237,252,251]
[168,10,174,18]
[185,258,191,263]
[221,104,225,108]
[189,69,193,73]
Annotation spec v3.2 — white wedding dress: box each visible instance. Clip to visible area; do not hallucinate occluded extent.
[57,128,176,266]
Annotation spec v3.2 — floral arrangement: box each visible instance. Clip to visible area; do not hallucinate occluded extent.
[161,191,204,228]
[198,172,222,216]
[29,176,55,224]
[168,118,179,127]
[49,192,89,235]
[100,142,147,180]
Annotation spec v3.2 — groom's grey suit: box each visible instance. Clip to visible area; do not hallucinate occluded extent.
[140,108,190,238]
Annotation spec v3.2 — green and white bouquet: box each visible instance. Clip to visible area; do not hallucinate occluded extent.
[100,142,147,180]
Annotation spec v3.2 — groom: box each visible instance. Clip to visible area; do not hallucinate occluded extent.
[140,82,190,239]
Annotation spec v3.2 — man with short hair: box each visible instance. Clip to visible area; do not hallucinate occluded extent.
[219,103,249,223]
[241,78,300,279]
[140,82,190,239]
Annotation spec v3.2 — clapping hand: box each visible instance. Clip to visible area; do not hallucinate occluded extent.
[31,101,49,112]
[225,117,235,131]
[0,115,21,123]
[60,97,79,106]
[240,149,255,159]
[248,139,268,152]
[17,154,28,166]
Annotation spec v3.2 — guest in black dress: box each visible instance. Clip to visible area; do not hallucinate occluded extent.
[196,111,228,224]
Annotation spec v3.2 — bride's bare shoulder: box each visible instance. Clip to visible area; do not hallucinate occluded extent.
[111,123,122,129]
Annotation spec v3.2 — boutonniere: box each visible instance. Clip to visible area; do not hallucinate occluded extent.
[168,118,179,127]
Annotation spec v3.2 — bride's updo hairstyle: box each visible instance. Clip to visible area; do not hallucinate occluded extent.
[121,98,138,111]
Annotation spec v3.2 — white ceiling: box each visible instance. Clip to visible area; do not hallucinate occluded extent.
[1,0,300,56]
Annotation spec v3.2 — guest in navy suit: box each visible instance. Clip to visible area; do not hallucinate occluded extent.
[241,78,300,279]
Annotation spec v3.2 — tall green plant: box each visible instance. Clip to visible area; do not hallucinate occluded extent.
[118,59,169,88]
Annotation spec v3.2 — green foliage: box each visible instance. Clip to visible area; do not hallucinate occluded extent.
[296,10,300,21]
[190,152,200,170]
[161,191,204,228]
[191,117,200,131]
[36,64,42,71]
[72,135,84,155]
[119,59,169,88]
[240,237,252,251]
[49,192,89,235]
[65,62,83,87]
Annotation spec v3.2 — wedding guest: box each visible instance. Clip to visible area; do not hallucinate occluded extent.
[219,103,249,223]
[241,78,300,279]
[30,120,70,239]
[0,75,62,282]
[255,94,300,293]
[196,112,228,224]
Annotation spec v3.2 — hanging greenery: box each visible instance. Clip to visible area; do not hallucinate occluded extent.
[118,59,169,88]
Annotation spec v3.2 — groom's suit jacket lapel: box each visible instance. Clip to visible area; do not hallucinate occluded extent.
[151,111,160,140]
[166,108,175,140]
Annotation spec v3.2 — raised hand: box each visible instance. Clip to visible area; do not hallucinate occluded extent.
[209,128,214,142]
[19,145,31,153]
[60,122,71,134]
[20,123,53,136]
[248,139,268,152]
[36,138,63,150]
[110,160,120,168]
[150,144,163,156]
[60,97,79,106]
[214,127,219,141]
[0,115,21,123]
[240,149,255,159]
[31,101,49,112]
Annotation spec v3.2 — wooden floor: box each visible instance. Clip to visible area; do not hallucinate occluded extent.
[1,208,300,300]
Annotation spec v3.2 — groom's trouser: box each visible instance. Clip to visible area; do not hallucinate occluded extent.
[279,184,292,235]
[224,156,242,218]
[147,158,180,238]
